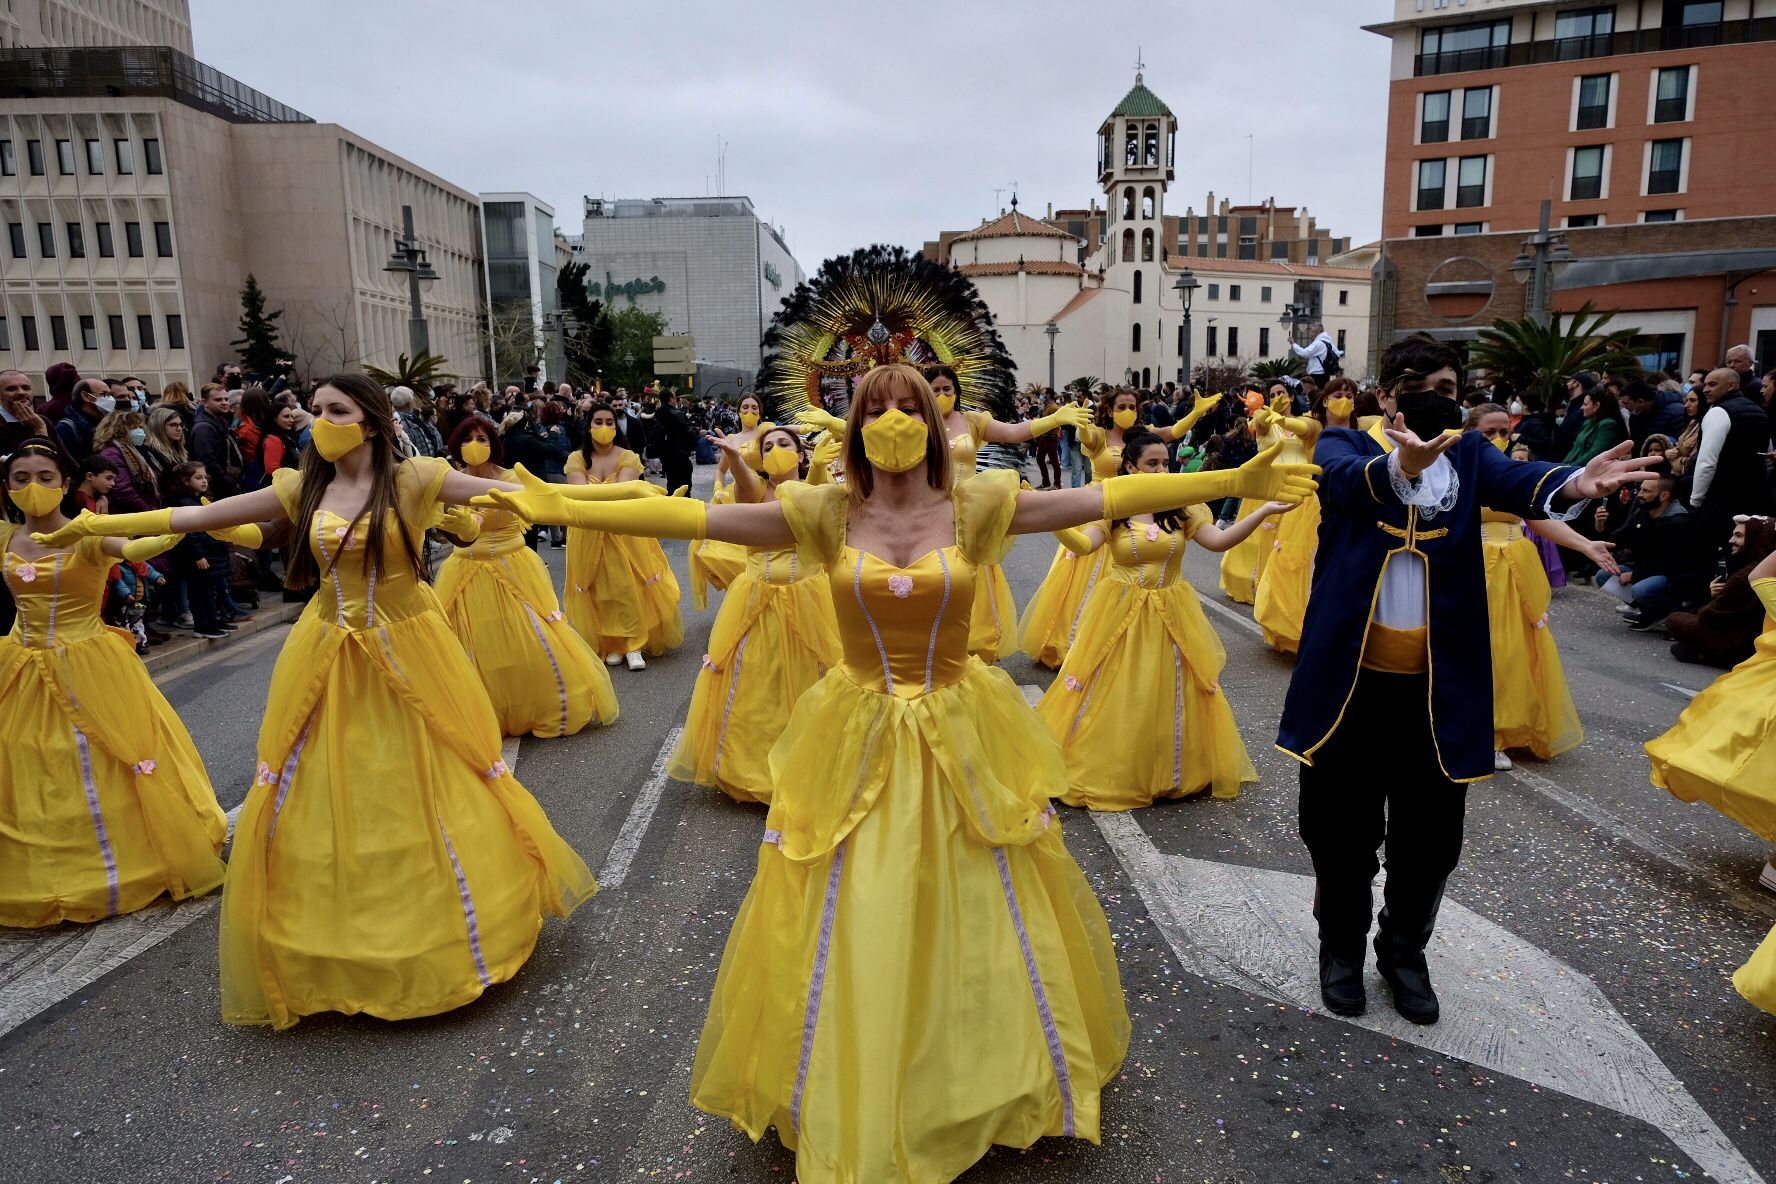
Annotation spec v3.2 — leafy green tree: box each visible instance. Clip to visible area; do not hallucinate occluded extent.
[556,261,615,389]
[1467,303,1642,409]
[607,305,670,390]
[1250,355,1305,382]
[365,351,453,391]
[233,273,285,378]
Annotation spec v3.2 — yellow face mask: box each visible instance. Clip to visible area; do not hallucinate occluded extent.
[762,444,801,479]
[1491,434,1511,453]
[460,440,492,467]
[1113,408,1139,430]
[589,425,618,447]
[860,408,930,473]
[739,412,760,431]
[935,393,957,415]
[8,481,63,518]
[1327,395,1355,421]
[310,416,366,462]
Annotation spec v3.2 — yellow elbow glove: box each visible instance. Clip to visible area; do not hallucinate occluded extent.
[476,487,707,540]
[1754,577,1776,619]
[438,505,481,542]
[1053,527,1098,556]
[1029,403,1091,437]
[197,498,263,548]
[120,534,181,562]
[1172,392,1223,437]
[796,407,847,437]
[807,434,843,486]
[33,507,174,547]
[1101,443,1319,519]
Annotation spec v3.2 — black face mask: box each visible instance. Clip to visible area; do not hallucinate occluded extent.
[1396,390,1464,439]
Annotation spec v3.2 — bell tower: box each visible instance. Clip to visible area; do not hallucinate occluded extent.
[1096,65,1175,386]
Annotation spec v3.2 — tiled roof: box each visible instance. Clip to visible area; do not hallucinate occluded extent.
[958,259,1085,277]
[951,209,1076,244]
[1112,79,1172,118]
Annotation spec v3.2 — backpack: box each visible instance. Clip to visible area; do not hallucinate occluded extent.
[1320,336,1343,376]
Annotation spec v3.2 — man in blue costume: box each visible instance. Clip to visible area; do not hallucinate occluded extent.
[1277,334,1658,1025]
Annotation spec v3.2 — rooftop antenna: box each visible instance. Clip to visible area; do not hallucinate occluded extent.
[1245,134,1255,204]
[991,185,1005,210]
[1134,47,1145,83]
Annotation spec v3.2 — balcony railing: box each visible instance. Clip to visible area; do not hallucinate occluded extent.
[1415,18,1775,76]
[0,46,312,125]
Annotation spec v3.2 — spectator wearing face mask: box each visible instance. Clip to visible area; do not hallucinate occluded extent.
[55,378,116,459]
[1623,380,1687,448]
[1666,515,1776,667]
[93,410,162,512]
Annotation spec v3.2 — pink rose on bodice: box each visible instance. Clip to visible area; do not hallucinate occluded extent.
[886,574,914,599]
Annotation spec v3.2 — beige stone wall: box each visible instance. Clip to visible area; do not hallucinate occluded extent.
[0,0,192,53]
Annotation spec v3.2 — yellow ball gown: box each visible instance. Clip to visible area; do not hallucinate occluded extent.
[1252,418,1322,655]
[562,449,685,656]
[1646,577,1776,1014]
[688,477,748,611]
[433,471,619,738]
[690,473,1130,1184]
[1218,418,1284,604]
[1482,510,1583,759]
[670,533,842,804]
[219,460,597,1029]
[0,526,226,927]
[1017,429,1120,669]
[949,411,1019,662]
[1037,513,1258,809]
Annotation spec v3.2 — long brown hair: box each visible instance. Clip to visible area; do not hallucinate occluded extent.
[842,363,951,503]
[283,374,427,590]
[1095,386,1135,430]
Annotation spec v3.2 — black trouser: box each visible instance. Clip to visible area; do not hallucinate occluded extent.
[663,455,693,496]
[1297,669,1469,968]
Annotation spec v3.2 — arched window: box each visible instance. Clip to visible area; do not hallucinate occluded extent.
[1121,228,1135,262]
[1125,126,1139,167]
[1142,367,1152,388]
[1132,270,1143,304]
[1142,187,1156,219]
[1122,186,1135,221]
[1141,229,1154,262]
[1144,123,1159,166]
[1132,322,1142,352]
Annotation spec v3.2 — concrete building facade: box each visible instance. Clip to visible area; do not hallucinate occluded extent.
[0,0,192,53]
[480,192,561,385]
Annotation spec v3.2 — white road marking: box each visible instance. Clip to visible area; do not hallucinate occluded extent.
[1661,682,1701,700]
[1195,591,1264,639]
[1091,810,1767,1184]
[597,727,683,891]
[0,737,531,1039]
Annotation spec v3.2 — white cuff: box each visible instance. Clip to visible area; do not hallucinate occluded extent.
[1387,451,1459,519]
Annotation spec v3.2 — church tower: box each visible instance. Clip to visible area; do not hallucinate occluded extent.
[1096,68,1175,386]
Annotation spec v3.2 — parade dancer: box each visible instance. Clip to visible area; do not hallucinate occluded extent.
[1036,430,1291,809]
[1276,335,1658,1026]
[35,376,598,1028]
[2,439,226,926]
[689,392,766,610]
[562,403,684,670]
[1253,386,1334,654]
[1219,385,1286,604]
[434,417,618,738]
[478,363,1315,1184]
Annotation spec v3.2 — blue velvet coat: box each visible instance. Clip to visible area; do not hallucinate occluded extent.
[1275,424,1582,783]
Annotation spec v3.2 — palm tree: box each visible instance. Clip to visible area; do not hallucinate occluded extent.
[365,351,453,391]
[1467,303,1642,409]
[1250,355,1306,382]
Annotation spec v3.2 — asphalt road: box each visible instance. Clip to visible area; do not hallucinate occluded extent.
[2,463,1773,1184]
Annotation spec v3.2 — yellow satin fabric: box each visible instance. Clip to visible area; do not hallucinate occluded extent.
[220,459,595,1029]
[1252,495,1320,654]
[1018,428,1119,668]
[1482,510,1582,759]
[562,450,684,655]
[1218,419,1286,603]
[689,478,748,611]
[434,475,618,739]
[1362,622,1430,674]
[0,527,225,927]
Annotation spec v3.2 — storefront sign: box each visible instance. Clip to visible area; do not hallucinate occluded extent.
[763,262,782,290]
[600,272,666,304]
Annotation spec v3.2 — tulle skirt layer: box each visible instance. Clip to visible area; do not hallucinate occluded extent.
[1216,499,1274,604]
[1485,537,1583,759]
[564,528,684,656]
[1252,496,1319,655]
[1017,545,1108,670]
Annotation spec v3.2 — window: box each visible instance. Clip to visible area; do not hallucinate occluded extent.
[1206,325,1219,356]
[1457,156,1488,207]
[55,139,74,174]
[1643,209,1680,223]
[1338,289,1350,306]
[1413,224,1445,237]
[1270,241,1290,261]
[85,139,102,174]
[1419,19,1510,74]
[1567,213,1601,227]
[26,139,43,175]
[136,315,155,350]
[166,315,184,350]
[1454,222,1486,234]
[125,221,143,257]
[78,315,96,351]
[1421,91,1451,143]
[1207,283,1219,300]
[1226,327,1240,357]
[1238,236,1257,260]
[1132,270,1143,304]
[1654,67,1691,123]
[1416,158,1447,210]
[21,316,39,352]
[1570,145,1605,200]
[0,320,8,351]
[1260,286,1273,303]
[66,221,83,257]
[114,139,133,175]
[1141,228,1154,262]
[1460,87,1492,139]
[144,138,163,175]
[1667,0,1724,46]
[1229,285,1242,302]
[1576,74,1612,130]
[153,221,172,257]
[95,221,114,257]
[1131,323,1141,352]
[107,314,126,349]
[1648,138,1684,194]
[36,222,54,258]
[7,222,25,258]
[1258,327,1271,357]
[1141,188,1155,219]
[1554,6,1614,59]
[1337,330,1347,352]
[49,315,67,351]
[0,140,13,176]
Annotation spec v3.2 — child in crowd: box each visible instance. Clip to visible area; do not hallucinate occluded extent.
[161,461,234,640]
[76,455,116,514]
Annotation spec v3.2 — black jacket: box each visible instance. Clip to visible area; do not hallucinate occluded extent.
[1605,499,1710,596]
[190,408,243,497]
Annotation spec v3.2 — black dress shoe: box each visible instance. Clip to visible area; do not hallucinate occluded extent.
[1376,955,1440,1025]
[1318,950,1366,1017]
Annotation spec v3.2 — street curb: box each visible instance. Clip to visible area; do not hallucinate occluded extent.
[142,600,305,677]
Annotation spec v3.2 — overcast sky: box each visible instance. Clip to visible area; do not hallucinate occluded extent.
[191,0,1392,270]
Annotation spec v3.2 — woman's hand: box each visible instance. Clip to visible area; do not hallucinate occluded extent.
[31,510,99,547]
[796,407,846,437]
[1262,500,1300,517]
[472,486,567,523]
[1234,442,1320,504]
[705,427,746,457]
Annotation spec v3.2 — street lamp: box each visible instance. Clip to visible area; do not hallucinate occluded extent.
[1510,199,1574,328]
[383,204,440,357]
[1279,302,1310,347]
[1173,269,1200,389]
[1044,320,1060,391]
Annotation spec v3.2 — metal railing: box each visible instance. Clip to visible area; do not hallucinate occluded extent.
[1415,18,1776,76]
[0,46,312,125]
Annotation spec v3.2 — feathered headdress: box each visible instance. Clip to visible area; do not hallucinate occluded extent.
[757,245,1016,422]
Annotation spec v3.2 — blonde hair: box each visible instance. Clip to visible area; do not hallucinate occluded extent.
[146,406,187,461]
[158,381,192,409]
[843,363,952,503]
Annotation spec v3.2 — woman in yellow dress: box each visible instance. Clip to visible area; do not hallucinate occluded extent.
[1038,431,1292,809]
[36,376,597,1029]
[1,439,226,927]
[1018,386,1222,668]
[1645,547,1776,1013]
[670,426,841,803]
[687,393,764,610]
[1253,382,1341,654]
[433,416,618,738]
[562,402,684,671]
[1219,381,1289,604]
[479,363,1313,1184]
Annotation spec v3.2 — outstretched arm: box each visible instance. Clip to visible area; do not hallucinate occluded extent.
[474,486,796,548]
[1008,442,1318,535]
[1526,516,1618,574]
[1053,523,1107,556]
[34,485,286,546]
[981,403,1091,444]
[440,468,522,505]
[1192,501,1296,554]
[1162,392,1224,441]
